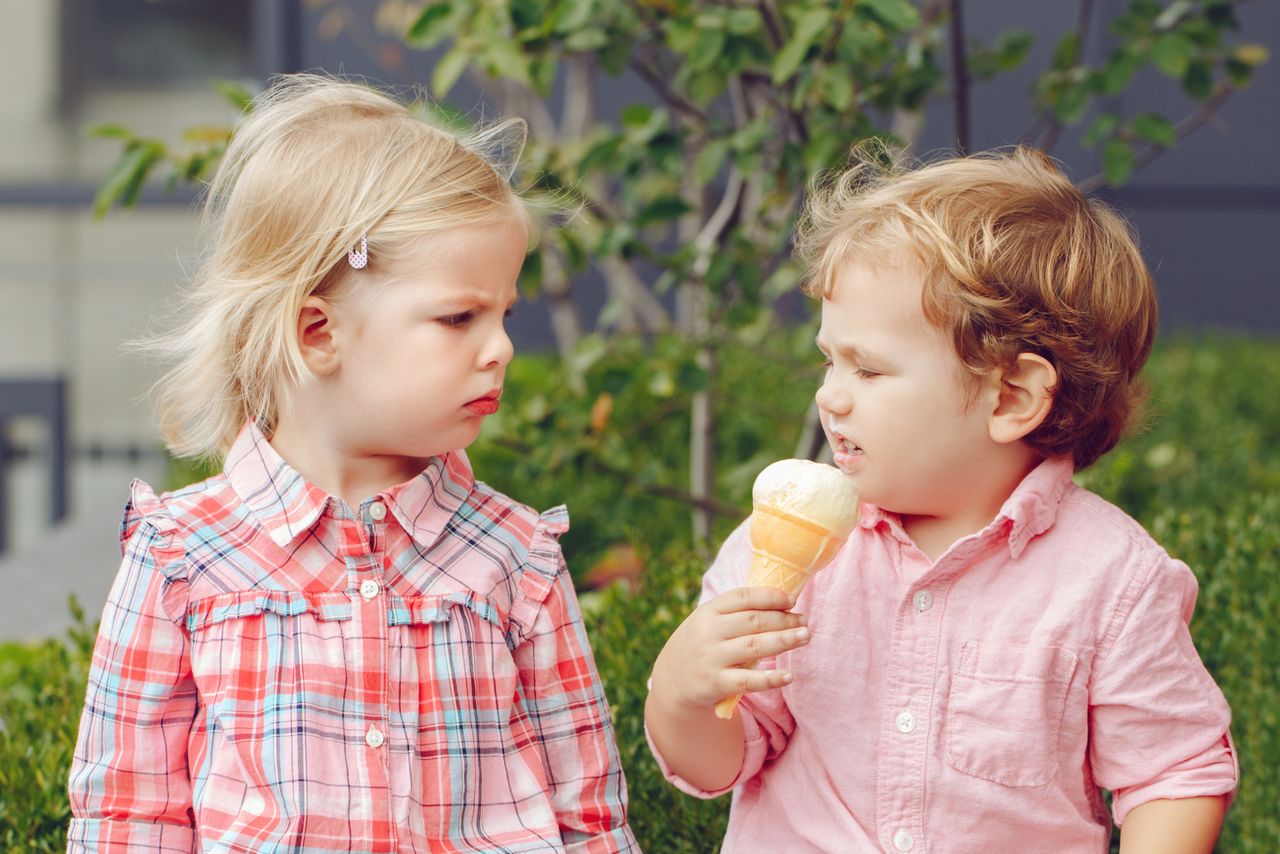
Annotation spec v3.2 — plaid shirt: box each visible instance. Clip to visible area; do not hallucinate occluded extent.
[68,423,637,853]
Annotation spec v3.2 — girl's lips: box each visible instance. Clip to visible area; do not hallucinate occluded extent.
[464,393,501,416]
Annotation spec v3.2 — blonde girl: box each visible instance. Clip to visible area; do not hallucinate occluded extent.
[68,74,637,853]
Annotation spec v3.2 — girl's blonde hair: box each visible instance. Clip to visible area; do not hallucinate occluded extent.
[796,145,1158,470]
[146,74,528,459]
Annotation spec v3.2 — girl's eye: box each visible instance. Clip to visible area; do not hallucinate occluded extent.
[440,312,473,327]
[818,357,833,369]
[856,368,881,380]
[504,307,515,319]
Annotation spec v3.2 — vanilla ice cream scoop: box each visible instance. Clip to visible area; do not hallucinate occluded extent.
[715,459,859,719]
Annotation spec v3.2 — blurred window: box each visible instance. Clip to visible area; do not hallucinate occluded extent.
[62,0,255,104]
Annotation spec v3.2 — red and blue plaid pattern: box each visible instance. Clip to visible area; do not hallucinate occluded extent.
[68,423,636,852]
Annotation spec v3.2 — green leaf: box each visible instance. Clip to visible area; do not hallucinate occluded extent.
[726,8,762,35]
[579,135,623,175]
[565,27,609,53]
[213,79,254,112]
[86,123,133,141]
[621,104,653,128]
[407,1,454,47]
[416,100,472,134]
[1051,32,1080,70]
[1052,81,1091,125]
[1153,0,1194,32]
[1150,33,1195,78]
[772,8,831,85]
[93,141,164,219]
[1232,43,1270,68]
[635,196,691,227]
[431,48,470,97]
[688,27,727,73]
[821,64,855,110]
[859,0,919,32]
[1102,137,1134,187]
[1084,113,1120,147]
[1182,59,1213,99]
[1101,51,1142,94]
[1132,112,1176,147]
[553,0,596,35]
[693,139,729,185]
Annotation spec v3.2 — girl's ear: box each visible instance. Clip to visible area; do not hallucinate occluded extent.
[988,353,1057,444]
[297,296,340,375]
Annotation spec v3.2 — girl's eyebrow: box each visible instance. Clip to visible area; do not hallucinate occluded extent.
[431,290,520,311]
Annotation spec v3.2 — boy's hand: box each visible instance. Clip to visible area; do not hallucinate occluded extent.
[651,586,811,711]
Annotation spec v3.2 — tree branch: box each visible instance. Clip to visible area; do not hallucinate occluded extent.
[948,0,971,154]
[1037,0,1095,152]
[1078,82,1234,194]
[629,50,710,127]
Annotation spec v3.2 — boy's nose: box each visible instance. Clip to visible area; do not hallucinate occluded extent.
[815,379,851,414]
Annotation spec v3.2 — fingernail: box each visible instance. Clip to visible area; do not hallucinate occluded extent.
[782,671,793,683]
[796,628,810,642]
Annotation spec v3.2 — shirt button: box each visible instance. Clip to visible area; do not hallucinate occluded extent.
[895,711,917,734]
[359,579,380,600]
[365,725,384,749]
[893,829,915,851]
[368,501,387,521]
[913,589,933,612]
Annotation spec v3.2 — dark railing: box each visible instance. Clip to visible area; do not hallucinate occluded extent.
[0,377,69,553]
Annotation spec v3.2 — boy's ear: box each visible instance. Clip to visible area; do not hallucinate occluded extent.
[988,352,1057,444]
[297,296,340,375]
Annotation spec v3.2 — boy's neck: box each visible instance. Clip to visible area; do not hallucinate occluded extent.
[900,450,1043,563]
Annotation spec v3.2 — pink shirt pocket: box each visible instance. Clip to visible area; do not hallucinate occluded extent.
[945,641,1078,788]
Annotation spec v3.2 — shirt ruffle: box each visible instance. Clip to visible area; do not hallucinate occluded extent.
[509,504,570,641]
[120,478,190,624]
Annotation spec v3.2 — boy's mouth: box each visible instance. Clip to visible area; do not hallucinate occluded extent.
[831,433,864,468]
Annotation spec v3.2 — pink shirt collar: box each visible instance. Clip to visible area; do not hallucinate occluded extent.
[223,421,476,550]
[856,455,1076,559]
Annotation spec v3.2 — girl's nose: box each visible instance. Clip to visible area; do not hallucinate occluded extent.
[483,324,514,369]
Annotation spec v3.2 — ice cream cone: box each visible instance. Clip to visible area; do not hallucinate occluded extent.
[714,460,857,720]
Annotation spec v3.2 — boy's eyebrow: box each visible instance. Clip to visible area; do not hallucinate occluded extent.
[814,335,877,361]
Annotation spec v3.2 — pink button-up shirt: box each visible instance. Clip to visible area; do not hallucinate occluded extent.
[651,456,1236,853]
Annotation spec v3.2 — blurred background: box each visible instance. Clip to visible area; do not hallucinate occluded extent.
[1,2,1278,849]
[0,2,1276,627]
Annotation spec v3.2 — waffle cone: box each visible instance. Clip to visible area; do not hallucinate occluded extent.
[714,506,843,719]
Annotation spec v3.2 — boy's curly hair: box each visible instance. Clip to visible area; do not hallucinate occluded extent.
[795,144,1158,470]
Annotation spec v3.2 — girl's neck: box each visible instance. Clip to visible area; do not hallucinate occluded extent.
[269,416,428,509]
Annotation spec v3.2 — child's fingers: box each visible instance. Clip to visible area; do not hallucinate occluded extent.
[713,586,796,615]
[726,626,810,664]
[725,664,794,697]
[724,608,807,640]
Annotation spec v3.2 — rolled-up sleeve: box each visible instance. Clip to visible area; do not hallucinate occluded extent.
[644,519,798,799]
[1088,548,1237,825]
[67,498,197,852]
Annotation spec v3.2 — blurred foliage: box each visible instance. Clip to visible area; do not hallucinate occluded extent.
[0,599,95,853]
[91,0,1269,546]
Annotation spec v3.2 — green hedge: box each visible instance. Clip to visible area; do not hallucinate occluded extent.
[3,334,1278,851]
